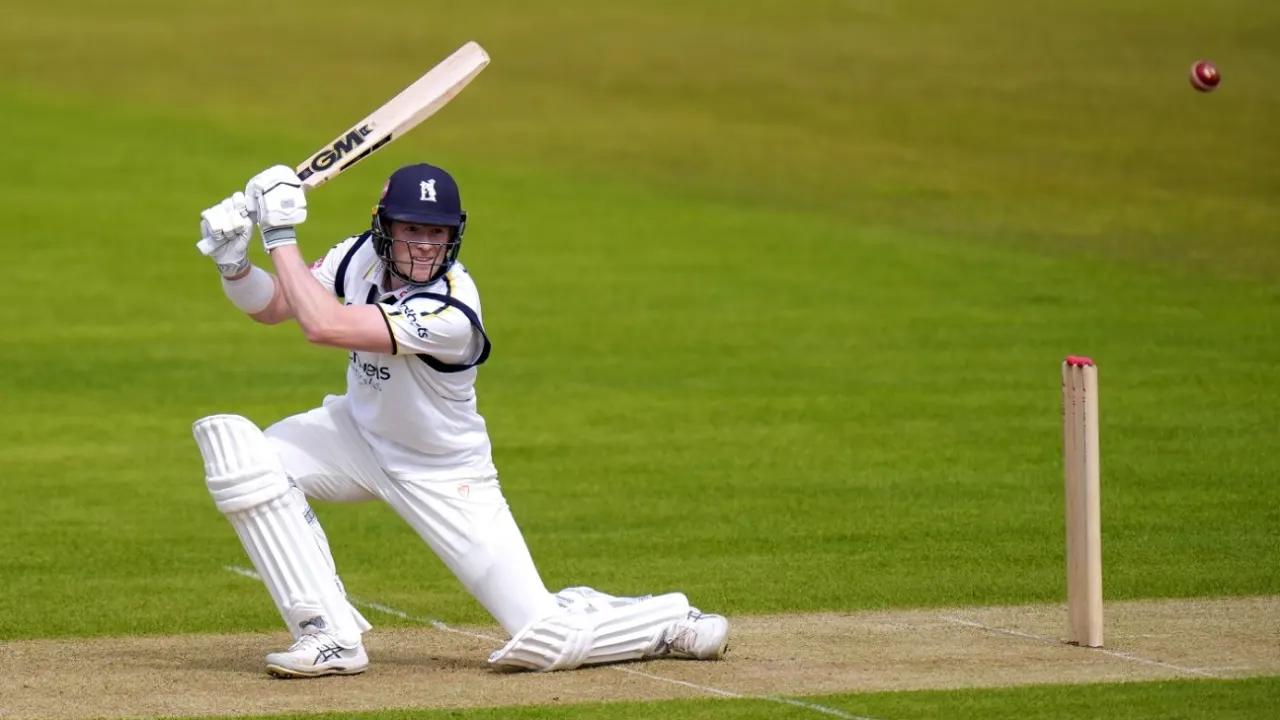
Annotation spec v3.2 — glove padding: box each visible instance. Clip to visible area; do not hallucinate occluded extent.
[197,192,253,276]
[245,164,307,251]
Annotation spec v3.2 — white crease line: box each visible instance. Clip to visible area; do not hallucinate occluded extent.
[224,565,873,719]
[609,666,876,720]
[226,565,498,642]
[609,665,743,698]
[941,616,1045,641]
[224,565,261,581]
[1092,647,1222,678]
[939,614,1223,679]
[765,695,878,720]
[354,600,499,644]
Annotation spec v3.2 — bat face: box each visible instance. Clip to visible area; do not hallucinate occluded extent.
[295,41,489,190]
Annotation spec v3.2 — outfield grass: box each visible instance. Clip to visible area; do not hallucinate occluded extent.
[1,1,1277,718]
[206,678,1280,720]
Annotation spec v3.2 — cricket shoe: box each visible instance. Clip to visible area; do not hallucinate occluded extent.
[265,631,368,678]
[661,609,730,660]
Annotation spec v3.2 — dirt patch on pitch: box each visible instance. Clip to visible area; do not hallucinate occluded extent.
[1,596,1276,719]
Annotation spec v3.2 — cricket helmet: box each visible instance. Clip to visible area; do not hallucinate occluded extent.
[371,163,467,284]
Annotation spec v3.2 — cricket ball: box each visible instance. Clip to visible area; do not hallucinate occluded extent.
[1190,60,1220,92]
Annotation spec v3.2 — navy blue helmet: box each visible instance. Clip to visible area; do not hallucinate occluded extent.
[371,163,467,284]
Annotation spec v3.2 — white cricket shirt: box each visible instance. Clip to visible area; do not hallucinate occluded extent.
[310,233,497,480]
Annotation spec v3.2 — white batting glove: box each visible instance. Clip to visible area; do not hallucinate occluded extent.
[197,192,253,276]
[245,164,307,252]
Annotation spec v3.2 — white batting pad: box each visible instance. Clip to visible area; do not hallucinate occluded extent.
[584,591,690,665]
[296,487,373,635]
[193,414,366,645]
[194,414,289,514]
[488,589,690,671]
[486,613,593,671]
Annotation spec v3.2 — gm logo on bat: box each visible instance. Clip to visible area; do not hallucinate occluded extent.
[299,124,375,179]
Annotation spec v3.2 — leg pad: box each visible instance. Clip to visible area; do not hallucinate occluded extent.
[488,589,690,671]
[194,414,289,513]
[193,413,366,646]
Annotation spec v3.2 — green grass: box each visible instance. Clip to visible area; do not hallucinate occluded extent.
[0,89,1275,638]
[838,678,1280,720]
[197,678,1280,719]
[1,0,1277,717]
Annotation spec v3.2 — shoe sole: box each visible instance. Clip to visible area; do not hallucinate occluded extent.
[266,663,368,679]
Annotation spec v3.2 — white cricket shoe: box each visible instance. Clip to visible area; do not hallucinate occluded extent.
[662,609,730,660]
[265,632,368,678]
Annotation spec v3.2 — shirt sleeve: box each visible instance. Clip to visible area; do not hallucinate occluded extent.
[309,237,359,296]
[381,296,486,364]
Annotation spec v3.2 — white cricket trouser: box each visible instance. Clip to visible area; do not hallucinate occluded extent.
[264,395,559,635]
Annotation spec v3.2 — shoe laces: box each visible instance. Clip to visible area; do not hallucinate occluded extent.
[287,632,334,653]
[665,611,703,653]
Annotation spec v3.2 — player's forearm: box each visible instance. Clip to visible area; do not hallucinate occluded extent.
[246,274,294,325]
[269,245,393,352]
[218,265,293,324]
[269,245,347,341]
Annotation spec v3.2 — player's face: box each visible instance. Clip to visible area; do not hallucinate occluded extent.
[389,221,450,283]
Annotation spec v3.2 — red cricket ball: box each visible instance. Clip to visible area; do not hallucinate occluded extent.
[1190,60,1220,92]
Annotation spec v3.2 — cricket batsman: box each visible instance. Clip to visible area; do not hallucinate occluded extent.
[192,163,730,677]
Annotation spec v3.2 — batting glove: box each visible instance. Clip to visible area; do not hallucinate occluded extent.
[245,165,307,252]
[197,192,253,276]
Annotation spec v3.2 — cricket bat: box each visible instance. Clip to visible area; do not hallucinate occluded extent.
[295,41,490,189]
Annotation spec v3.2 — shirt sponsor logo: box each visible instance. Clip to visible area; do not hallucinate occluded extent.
[349,351,391,390]
[403,305,431,339]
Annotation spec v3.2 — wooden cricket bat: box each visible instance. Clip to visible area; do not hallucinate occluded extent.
[295,41,490,189]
